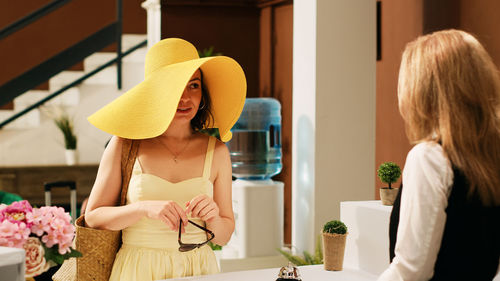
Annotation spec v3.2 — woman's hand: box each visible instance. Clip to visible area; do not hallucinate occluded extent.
[138,200,188,231]
[185,195,220,222]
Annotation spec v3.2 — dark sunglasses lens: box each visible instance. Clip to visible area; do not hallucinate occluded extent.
[179,244,197,252]
[178,220,214,252]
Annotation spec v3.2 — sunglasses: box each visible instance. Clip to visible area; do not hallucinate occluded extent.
[178,219,215,252]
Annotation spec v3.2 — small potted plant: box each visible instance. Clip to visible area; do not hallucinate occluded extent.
[322,220,347,271]
[377,161,401,205]
[54,113,78,165]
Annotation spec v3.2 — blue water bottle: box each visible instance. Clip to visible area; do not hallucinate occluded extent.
[227,98,282,180]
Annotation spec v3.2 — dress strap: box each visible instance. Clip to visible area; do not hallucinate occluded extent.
[202,137,216,179]
[133,158,142,173]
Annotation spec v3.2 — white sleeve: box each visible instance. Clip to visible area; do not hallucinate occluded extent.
[378,142,454,281]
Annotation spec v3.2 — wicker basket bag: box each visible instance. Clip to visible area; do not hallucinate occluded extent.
[53,139,139,281]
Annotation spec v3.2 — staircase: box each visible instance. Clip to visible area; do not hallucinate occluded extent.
[0,34,147,166]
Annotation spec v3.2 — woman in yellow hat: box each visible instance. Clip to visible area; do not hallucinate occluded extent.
[84,38,246,280]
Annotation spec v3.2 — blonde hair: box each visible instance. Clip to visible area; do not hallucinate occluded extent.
[398,29,500,206]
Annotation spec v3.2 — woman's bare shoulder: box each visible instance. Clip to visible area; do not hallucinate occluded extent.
[213,137,230,157]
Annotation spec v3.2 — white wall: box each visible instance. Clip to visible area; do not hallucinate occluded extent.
[293,0,376,253]
[0,47,145,167]
[0,86,119,166]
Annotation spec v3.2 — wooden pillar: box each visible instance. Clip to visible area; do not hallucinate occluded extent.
[258,0,293,245]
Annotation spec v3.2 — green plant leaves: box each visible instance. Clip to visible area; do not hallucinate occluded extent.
[314,234,323,263]
[44,245,82,265]
[277,235,323,266]
[323,220,347,234]
[54,114,77,149]
[198,46,222,58]
[276,248,309,266]
[208,241,222,251]
[377,161,402,186]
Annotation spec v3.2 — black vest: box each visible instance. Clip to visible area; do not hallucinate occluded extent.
[389,168,500,281]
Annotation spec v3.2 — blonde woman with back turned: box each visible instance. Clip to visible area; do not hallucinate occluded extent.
[378,30,500,281]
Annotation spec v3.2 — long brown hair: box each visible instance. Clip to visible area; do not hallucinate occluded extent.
[398,29,500,205]
[190,69,214,131]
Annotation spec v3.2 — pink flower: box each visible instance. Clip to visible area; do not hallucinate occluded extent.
[29,206,76,250]
[2,202,80,269]
[0,200,33,227]
[23,237,50,277]
[0,220,29,248]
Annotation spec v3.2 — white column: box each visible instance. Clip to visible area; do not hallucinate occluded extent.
[292,0,376,253]
[141,0,162,48]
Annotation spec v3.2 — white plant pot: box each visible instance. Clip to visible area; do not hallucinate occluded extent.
[65,149,78,166]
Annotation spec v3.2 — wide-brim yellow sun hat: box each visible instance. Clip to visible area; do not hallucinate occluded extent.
[87,38,247,142]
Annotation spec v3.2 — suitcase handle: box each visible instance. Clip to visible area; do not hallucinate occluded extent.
[44,181,77,221]
[44,181,76,191]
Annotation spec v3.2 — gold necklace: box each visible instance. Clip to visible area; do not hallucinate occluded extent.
[157,136,192,163]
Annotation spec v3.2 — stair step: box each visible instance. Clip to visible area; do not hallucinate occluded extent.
[122,34,147,52]
[48,71,82,106]
[0,33,147,164]
[0,108,40,129]
[49,70,85,89]
[85,64,118,85]
[13,90,50,107]
[84,53,116,70]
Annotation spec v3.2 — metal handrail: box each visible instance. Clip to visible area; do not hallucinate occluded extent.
[116,0,123,89]
[0,0,130,129]
[0,39,147,129]
[0,0,72,40]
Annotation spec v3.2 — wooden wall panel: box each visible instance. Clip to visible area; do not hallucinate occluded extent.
[273,3,293,245]
[162,4,260,97]
[376,0,500,199]
[0,0,146,105]
[375,0,422,196]
[459,0,500,69]
[423,0,460,34]
[259,7,272,96]
[0,165,98,208]
[258,2,293,244]
[0,0,114,88]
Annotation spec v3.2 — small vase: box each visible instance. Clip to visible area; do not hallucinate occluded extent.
[380,187,399,206]
[65,149,78,166]
[322,232,347,271]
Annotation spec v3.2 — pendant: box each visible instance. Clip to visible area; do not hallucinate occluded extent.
[173,157,178,163]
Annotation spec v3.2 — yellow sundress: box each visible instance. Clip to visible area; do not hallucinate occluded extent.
[109,137,219,281]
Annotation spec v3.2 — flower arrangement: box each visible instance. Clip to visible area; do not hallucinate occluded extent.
[0,200,81,278]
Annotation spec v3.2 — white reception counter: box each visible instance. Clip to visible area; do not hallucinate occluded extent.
[164,200,499,281]
[169,265,377,281]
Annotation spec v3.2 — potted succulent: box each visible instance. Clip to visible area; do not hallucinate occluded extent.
[322,220,348,271]
[54,113,78,165]
[377,161,401,205]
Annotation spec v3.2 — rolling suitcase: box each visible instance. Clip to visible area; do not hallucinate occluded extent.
[44,181,77,221]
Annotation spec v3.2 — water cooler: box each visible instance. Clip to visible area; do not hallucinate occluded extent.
[225,98,284,258]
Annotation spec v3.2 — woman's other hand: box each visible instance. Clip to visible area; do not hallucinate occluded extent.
[185,194,220,222]
[138,200,188,231]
